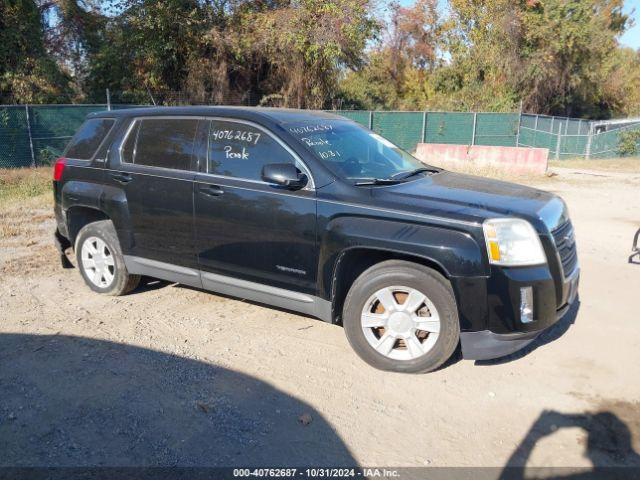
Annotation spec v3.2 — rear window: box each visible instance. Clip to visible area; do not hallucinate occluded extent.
[122,118,198,171]
[65,118,115,160]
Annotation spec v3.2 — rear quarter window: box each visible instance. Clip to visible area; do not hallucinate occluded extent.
[65,118,115,160]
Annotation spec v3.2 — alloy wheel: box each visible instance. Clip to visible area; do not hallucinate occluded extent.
[360,285,441,361]
[81,236,116,288]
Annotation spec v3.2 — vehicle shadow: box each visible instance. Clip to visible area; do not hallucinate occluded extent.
[475,298,580,367]
[0,333,356,467]
[500,408,640,479]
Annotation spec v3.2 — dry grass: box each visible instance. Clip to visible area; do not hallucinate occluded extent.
[441,162,555,184]
[0,167,52,206]
[0,195,57,276]
[0,194,53,235]
[549,157,640,173]
[0,168,56,275]
[0,167,53,241]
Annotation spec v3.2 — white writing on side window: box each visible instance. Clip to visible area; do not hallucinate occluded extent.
[211,129,261,145]
[224,145,249,159]
[289,124,333,135]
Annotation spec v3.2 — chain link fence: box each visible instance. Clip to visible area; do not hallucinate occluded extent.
[517,113,640,159]
[337,111,520,151]
[313,111,640,157]
[1,105,639,168]
[0,104,141,168]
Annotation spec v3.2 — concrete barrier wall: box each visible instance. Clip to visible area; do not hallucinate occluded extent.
[414,144,549,175]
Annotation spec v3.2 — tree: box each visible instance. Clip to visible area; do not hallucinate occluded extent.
[85,0,377,108]
[85,0,209,103]
[2,0,640,116]
[339,0,443,110]
[603,47,640,117]
[257,0,379,108]
[515,0,629,116]
[439,0,630,116]
[0,0,73,103]
[340,0,637,117]
[40,0,106,96]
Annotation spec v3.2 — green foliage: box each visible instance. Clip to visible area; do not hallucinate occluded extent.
[85,0,208,102]
[0,109,9,128]
[339,51,402,109]
[0,0,74,103]
[83,0,378,108]
[342,0,635,117]
[1,0,639,116]
[38,147,61,166]
[617,130,640,156]
[604,47,640,117]
[445,0,632,117]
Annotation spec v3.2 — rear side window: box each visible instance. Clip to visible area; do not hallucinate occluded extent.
[65,118,115,160]
[208,120,295,180]
[123,118,198,171]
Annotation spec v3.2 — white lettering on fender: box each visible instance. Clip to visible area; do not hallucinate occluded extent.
[224,145,249,159]
[276,265,307,275]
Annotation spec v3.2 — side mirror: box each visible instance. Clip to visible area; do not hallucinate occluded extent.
[261,163,307,189]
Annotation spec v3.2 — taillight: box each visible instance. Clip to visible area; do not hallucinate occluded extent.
[53,157,66,181]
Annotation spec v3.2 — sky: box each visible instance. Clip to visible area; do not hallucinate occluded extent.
[621,1,640,49]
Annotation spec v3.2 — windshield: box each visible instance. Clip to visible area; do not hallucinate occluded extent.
[285,120,430,182]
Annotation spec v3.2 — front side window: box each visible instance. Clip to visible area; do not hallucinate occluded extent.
[208,120,295,181]
[286,120,427,182]
[65,118,115,160]
[123,118,198,171]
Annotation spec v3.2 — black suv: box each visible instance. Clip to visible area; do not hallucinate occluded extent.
[53,107,579,373]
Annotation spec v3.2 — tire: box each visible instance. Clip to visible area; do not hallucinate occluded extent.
[75,220,140,296]
[342,260,460,373]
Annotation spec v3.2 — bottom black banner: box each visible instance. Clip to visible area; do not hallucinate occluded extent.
[0,467,639,480]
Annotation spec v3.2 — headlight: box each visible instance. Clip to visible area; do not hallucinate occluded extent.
[482,218,546,266]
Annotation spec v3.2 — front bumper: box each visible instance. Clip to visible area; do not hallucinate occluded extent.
[460,268,579,361]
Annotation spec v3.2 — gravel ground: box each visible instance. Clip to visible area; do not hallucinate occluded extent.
[1,167,639,469]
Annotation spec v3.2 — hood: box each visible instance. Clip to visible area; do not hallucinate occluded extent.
[371,171,568,233]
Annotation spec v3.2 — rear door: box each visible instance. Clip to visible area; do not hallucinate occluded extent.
[193,118,318,296]
[107,117,201,282]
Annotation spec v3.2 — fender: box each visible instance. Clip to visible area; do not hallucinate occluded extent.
[61,180,134,253]
[317,215,487,299]
[61,180,102,212]
[317,215,490,330]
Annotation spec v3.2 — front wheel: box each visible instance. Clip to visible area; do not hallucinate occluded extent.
[75,220,140,296]
[342,260,460,373]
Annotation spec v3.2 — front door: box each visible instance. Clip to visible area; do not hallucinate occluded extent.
[193,118,318,298]
[108,117,200,279]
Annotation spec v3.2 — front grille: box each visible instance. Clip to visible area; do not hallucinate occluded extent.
[552,220,578,276]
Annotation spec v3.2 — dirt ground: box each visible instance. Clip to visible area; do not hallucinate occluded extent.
[1,166,639,470]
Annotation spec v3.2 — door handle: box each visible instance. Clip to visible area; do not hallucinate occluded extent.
[199,184,224,197]
[110,172,133,184]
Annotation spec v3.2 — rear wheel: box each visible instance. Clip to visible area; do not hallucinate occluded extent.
[342,260,460,373]
[75,220,140,296]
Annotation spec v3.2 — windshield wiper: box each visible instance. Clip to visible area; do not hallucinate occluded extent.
[353,178,404,186]
[353,167,441,186]
[390,167,441,181]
